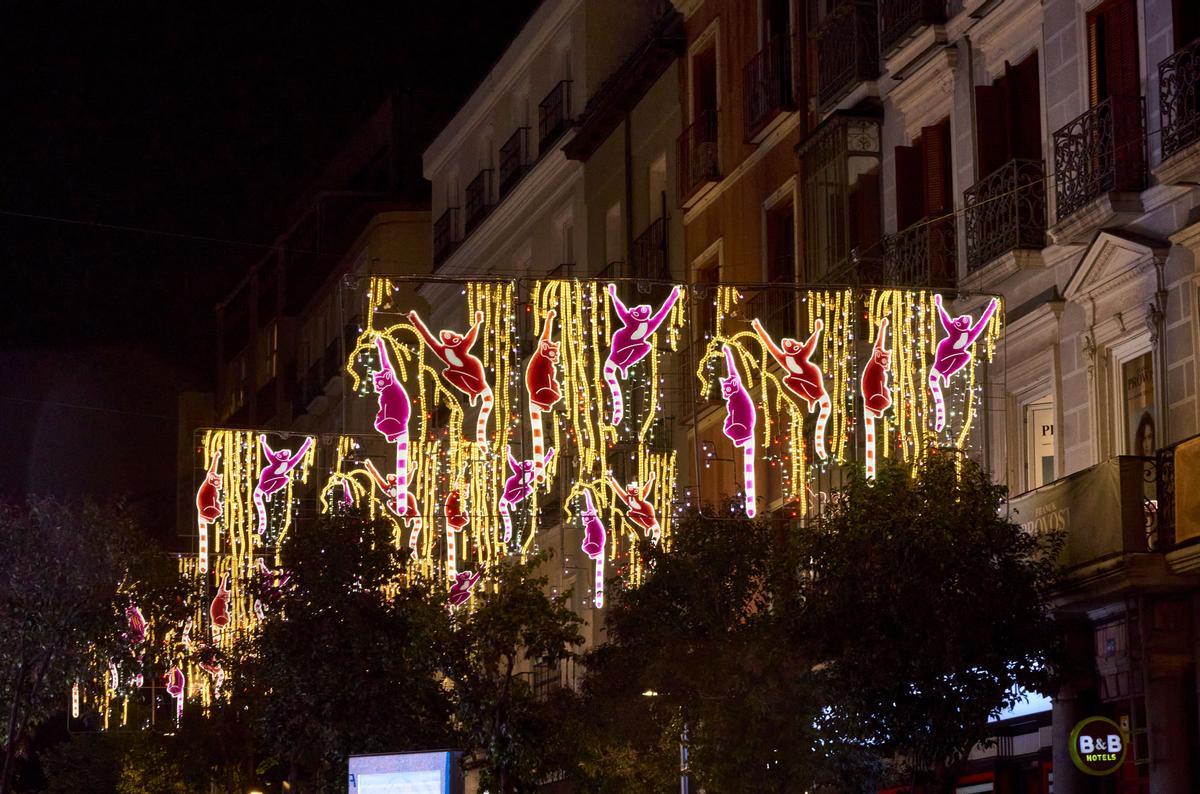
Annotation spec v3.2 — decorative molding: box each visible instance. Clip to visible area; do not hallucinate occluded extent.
[670,0,703,20]
[1151,136,1200,186]
[1048,192,1144,245]
[885,45,958,139]
[1168,219,1200,252]
[958,248,1046,293]
[968,0,1042,79]
[1063,230,1168,303]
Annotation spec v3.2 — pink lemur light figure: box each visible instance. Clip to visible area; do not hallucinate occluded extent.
[720,345,757,518]
[604,284,681,426]
[194,452,223,574]
[608,471,660,545]
[408,310,492,449]
[929,295,998,432]
[860,318,892,479]
[125,605,147,647]
[253,435,314,535]
[448,570,482,607]
[752,317,832,460]
[498,446,555,546]
[164,666,185,722]
[365,459,423,553]
[373,337,412,513]
[580,489,608,609]
[525,309,562,483]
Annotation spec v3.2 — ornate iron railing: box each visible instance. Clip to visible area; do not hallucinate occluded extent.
[464,169,494,235]
[1159,38,1200,160]
[538,80,572,152]
[743,34,796,140]
[433,207,460,267]
[630,217,670,281]
[963,158,1046,272]
[881,216,956,286]
[498,127,530,198]
[749,278,800,339]
[816,0,879,110]
[1052,95,1146,221]
[678,110,720,201]
[878,0,944,56]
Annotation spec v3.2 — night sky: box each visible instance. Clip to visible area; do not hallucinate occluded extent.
[0,2,540,515]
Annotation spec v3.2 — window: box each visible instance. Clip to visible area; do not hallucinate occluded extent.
[1122,352,1156,456]
[605,203,623,270]
[1024,397,1055,489]
[695,258,720,342]
[259,322,279,385]
[762,0,791,42]
[765,196,797,283]
[648,155,667,222]
[560,219,574,265]
[975,51,1042,179]
[1087,0,1140,106]
[691,42,718,120]
[895,118,952,230]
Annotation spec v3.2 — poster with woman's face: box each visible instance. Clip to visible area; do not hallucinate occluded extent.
[1123,353,1156,456]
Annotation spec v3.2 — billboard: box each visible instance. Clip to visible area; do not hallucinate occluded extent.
[348,751,462,794]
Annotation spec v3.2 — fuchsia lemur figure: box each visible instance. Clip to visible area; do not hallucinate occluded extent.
[580,489,608,609]
[929,294,999,432]
[752,317,832,460]
[254,435,314,535]
[604,283,681,426]
[720,345,757,518]
[407,309,492,449]
[860,318,892,479]
[498,446,556,545]
[365,459,423,553]
[448,570,482,607]
[373,337,412,511]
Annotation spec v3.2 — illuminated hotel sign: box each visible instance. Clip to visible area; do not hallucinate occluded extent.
[1069,716,1127,776]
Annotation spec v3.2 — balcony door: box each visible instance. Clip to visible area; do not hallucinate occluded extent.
[1087,0,1140,106]
[975,52,1042,180]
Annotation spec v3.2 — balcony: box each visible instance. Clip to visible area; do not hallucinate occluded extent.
[815,0,879,111]
[678,110,719,204]
[464,169,495,236]
[630,217,670,281]
[880,216,956,286]
[1158,37,1200,167]
[743,34,796,141]
[498,127,530,198]
[749,280,800,340]
[433,207,460,267]
[963,159,1046,273]
[878,0,945,57]
[538,80,572,153]
[1052,95,1146,223]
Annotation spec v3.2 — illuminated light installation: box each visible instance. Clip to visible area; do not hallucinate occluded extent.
[365,458,423,552]
[525,308,562,482]
[580,489,607,608]
[373,337,412,511]
[71,681,80,718]
[407,309,492,449]
[719,345,758,518]
[209,572,231,629]
[165,666,185,722]
[603,283,681,426]
[254,435,315,535]
[752,317,832,460]
[252,558,290,621]
[929,294,999,432]
[445,486,468,579]
[608,472,660,545]
[499,447,555,547]
[125,605,147,646]
[448,570,482,607]
[195,451,223,574]
[860,318,892,479]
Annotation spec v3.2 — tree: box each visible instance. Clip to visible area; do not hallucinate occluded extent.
[443,552,583,794]
[0,497,184,794]
[243,510,458,792]
[793,456,1062,788]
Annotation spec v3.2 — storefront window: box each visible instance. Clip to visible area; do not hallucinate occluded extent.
[1122,352,1155,456]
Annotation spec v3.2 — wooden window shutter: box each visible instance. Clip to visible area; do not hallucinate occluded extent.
[848,169,881,252]
[1008,52,1043,161]
[894,144,924,229]
[975,83,1008,179]
[921,119,952,217]
[1106,0,1140,99]
[1087,10,1104,105]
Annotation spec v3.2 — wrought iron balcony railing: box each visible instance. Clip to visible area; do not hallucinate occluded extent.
[538,80,572,153]
[678,110,720,201]
[1052,95,1146,221]
[743,34,796,140]
[464,169,495,235]
[749,277,800,340]
[1159,37,1200,161]
[630,216,670,281]
[881,216,956,286]
[433,207,460,267]
[498,127,530,198]
[963,158,1046,272]
[878,0,945,56]
[816,0,879,110]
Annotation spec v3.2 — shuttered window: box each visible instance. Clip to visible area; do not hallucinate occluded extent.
[1087,0,1140,105]
[893,117,952,229]
[974,51,1042,180]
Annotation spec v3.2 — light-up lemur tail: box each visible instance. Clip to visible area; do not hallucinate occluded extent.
[395,432,409,515]
[929,372,946,432]
[530,404,545,482]
[499,499,513,545]
[603,360,623,426]
[446,522,457,579]
[197,519,209,574]
[476,387,493,450]
[864,413,876,479]
[594,556,605,609]
[253,489,267,535]
[743,437,757,518]
[814,394,832,460]
[407,515,422,554]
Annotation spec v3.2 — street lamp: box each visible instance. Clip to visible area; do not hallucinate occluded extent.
[641,689,688,794]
